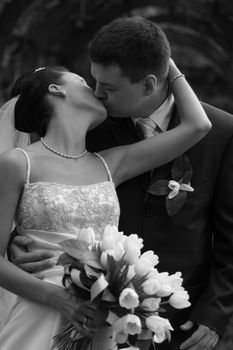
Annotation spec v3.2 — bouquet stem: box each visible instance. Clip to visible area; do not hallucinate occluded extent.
[53,323,91,350]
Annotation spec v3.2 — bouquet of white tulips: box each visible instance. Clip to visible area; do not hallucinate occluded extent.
[54,226,190,350]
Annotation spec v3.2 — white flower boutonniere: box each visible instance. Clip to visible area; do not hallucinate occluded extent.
[148,154,194,216]
[168,180,194,199]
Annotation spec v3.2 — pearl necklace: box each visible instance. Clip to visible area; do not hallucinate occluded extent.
[40,137,87,159]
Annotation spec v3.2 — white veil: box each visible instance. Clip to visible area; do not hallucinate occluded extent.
[0,97,30,330]
[0,97,30,153]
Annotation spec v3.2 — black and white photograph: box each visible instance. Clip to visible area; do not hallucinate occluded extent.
[0,1,233,349]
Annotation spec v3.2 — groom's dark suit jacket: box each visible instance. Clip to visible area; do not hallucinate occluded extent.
[87,102,233,349]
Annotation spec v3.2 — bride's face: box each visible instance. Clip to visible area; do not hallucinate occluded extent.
[61,72,107,127]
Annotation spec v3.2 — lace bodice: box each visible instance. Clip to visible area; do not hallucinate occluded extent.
[15,149,120,240]
[15,180,120,241]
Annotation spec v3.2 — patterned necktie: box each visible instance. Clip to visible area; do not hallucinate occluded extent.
[136,117,158,139]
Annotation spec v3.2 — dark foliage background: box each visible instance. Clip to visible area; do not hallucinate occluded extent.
[0,0,233,112]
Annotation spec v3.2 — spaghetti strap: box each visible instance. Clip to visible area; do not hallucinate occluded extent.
[16,148,31,184]
[94,152,113,183]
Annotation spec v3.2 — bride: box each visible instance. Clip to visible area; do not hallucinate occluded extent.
[0,61,211,350]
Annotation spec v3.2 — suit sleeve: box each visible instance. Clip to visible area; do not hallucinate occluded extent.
[190,133,233,336]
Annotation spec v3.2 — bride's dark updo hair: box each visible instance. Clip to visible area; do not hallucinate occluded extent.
[11,66,68,137]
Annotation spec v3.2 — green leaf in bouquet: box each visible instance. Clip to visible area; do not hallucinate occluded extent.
[157,306,167,313]
[129,274,148,293]
[81,250,103,269]
[166,191,187,216]
[148,179,170,196]
[107,255,129,297]
[101,300,118,310]
[70,260,85,271]
[106,254,118,286]
[117,263,129,291]
[57,253,78,267]
[92,242,101,253]
[135,305,157,317]
[59,238,90,259]
[171,154,193,183]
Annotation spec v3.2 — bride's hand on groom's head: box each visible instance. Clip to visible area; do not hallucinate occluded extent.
[168,58,181,82]
[10,235,55,273]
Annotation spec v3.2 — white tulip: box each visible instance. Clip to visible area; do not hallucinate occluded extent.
[114,330,128,344]
[169,291,191,309]
[123,234,143,265]
[153,329,167,344]
[124,245,141,265]
[127,265,136,280]
[141,297,161,311]
[146,315,173,343]
[156,284,172,297]
[135,251,159,276]
[101,235,116,251]
[112,242,125,261]
[100,251,108,268]
[119,288,139,309]
[101,226,124,251]
[142,278,161,295]
[123,234,143,250]
[114,314,142,336]
[167,272,184,293]
[77,227,95,246]
[154,272,173,297]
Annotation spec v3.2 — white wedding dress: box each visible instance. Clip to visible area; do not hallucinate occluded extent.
[0,148,120,350]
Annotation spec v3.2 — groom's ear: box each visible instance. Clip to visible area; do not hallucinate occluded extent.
[143,75,157,96]
[48,84,66,97]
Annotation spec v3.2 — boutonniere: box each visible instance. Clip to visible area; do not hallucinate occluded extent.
[148,154,194,216]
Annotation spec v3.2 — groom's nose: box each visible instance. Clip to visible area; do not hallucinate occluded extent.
[94,83,106,100]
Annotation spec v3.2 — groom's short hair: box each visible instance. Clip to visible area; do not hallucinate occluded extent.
[89,16,171,83]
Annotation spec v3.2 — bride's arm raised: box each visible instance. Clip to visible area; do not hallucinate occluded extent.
[0,150,96,334]
[101,59,212,186]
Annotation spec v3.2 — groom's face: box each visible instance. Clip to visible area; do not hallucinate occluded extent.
[91,62,147,118]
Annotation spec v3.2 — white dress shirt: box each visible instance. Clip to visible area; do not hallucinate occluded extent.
[132,93,175,132]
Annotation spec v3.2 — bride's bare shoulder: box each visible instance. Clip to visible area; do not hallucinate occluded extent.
[0,149,27,184]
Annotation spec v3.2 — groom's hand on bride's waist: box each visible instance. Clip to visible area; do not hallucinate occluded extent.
[180,320,219,349]
[9,234,55,274]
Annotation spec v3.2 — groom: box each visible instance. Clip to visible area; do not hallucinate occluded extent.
[11,17,233,349]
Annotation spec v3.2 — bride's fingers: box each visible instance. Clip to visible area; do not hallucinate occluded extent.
[76,307,95,323]
[15,258,56,272]
[14,250,55,264]
[12,235,33,247]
